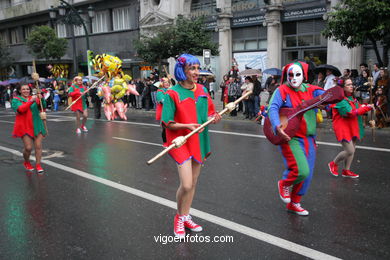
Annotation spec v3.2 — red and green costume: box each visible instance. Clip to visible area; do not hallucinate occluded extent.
[331,95,370,142]
[11,96,47,138]
[155,88,168,121]
[161,83,216,165]
[68,84,87,112]
[268,83,324,202]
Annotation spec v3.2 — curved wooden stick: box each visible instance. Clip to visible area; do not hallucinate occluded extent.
[147,90,253,165]
[32,60,48,135]
[367,77,375,142]
[65,76,105,111]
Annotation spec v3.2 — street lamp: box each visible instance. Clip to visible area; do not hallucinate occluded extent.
[49,0,95,76]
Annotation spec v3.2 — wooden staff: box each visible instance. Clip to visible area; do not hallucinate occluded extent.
[65,76,105,111]
[163,65,172,86]
[32,60,48,134]
[147,90,253,165]
[367,77,376,142]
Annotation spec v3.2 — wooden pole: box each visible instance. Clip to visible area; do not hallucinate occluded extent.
[32,59,48,134]
[147,90,253,165]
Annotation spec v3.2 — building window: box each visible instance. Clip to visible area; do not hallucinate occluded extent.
[9,28,20,44]
[112,6,133,31]
[232,26,267,51]
[0,30,8,44]
[92,10,109,33]
[23,25,33,40]
[283,20,326,48]
[56,23,67,38]
[56,24,67,38]
[74,25,85,36]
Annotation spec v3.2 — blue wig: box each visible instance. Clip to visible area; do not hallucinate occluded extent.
[174,54,200,82]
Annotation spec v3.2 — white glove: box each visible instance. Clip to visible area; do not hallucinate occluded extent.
[172,136,186,148]
[226,102,236,112]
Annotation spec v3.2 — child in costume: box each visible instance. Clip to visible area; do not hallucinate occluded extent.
[328,78,373,178]
[268,61,325,216]
[156,77,170,142]
[161,54,221,238]
[12,84,47,173]
[374,86,388,129]
[68,76,88,134]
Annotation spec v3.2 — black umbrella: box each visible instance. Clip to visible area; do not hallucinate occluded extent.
[314,64,341,77]
[296,59,317,83]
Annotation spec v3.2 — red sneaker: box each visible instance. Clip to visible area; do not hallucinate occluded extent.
[23,161,34,171]
[35,164,44,174]
[173,214,185,238]
[278,180,291,203]
[184,215,203,232]
[81,125,88,132]
[342,169,359,178]
[287,202,309,216]
[328,161,339,177]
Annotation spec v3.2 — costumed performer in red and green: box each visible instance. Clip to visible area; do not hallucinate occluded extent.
[328,78,373,178]
[12,84,47,173]
[68,76,89,134]
[161,54,222,238]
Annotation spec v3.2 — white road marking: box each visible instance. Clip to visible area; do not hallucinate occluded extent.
[0,119,13,124]
[0,144,340,260]
[5,113,390,153]
[112,137,162,147]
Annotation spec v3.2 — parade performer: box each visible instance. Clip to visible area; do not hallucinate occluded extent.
[68,76,88,134]
[161,54,221,237]
[374,86,388,129]
[156,77,170,142]
[268,61,325,216]
[328,78,373,178]
[11,84,47,173]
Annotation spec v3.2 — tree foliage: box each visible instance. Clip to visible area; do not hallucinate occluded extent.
[322,0,390,66]
[134,16,219,64]
[26,25,68,61]
[0,40,14,69]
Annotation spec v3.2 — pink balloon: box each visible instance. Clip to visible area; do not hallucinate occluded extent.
[114,101,127,120]
[127,84,139,96]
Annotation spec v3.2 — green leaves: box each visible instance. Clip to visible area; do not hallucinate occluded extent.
[26,25,68,61]
[134,16,219,64]
[0,40,14,69]
[322,0,390,65]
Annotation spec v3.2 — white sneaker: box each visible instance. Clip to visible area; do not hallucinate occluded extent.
[76,128,82,134]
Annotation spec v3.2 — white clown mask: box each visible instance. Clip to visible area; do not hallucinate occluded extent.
[287,64,304,88]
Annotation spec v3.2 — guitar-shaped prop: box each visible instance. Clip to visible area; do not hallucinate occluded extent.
[263,86,344,145]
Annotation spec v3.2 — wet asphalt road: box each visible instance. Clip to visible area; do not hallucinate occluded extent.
[0,108,389,260]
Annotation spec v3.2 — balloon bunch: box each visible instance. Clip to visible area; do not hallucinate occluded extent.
[92,54,122,79]
[50,64,69,78]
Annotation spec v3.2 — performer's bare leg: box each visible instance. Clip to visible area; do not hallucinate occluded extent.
[22,135,33,162]
[176,159,201,215]
[75,111,81,129]
[82,109,88,126]
[334,140,356,170]
[33,133,43,165]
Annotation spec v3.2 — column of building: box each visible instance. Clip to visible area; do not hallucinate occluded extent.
[264,0,283,69]
[217,0,232,78]
[326,0,362,71]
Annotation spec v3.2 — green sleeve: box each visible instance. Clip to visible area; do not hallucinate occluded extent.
[161,93,176,124]
[156,90,165,103]
[68,86,74,93]
[334,99,352,116]
[11,98,22,113]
